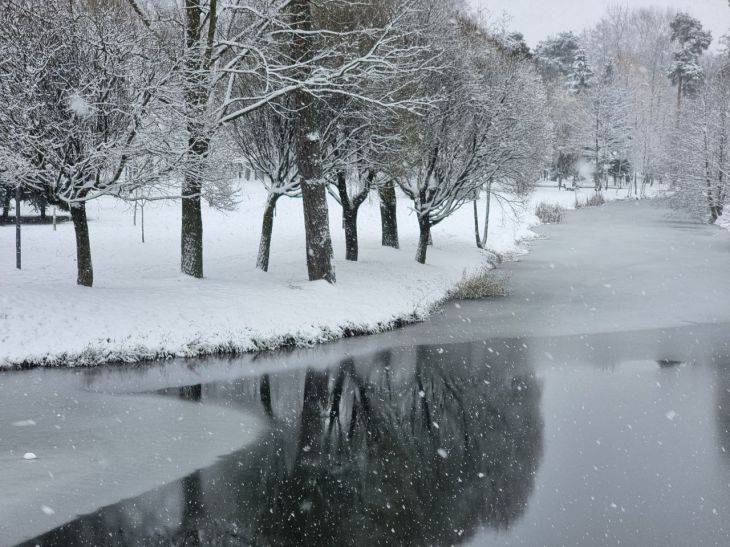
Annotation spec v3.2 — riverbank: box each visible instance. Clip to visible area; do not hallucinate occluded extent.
[0,185,647,368]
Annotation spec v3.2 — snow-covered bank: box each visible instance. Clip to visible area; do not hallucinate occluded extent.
[0,185,649,368]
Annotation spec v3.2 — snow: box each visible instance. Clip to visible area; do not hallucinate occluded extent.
[68,92,93,118]
[0,183,646,368]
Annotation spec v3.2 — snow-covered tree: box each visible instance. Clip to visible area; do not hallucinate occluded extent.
[672,55,730,222]
[398,14,549,264]
[229,99,298,272]
[282,0,433,281]
[581,6,676,190]
[126,0,438,283]
[498,32,532,60]
[567,49,594,94]
[545,89,587,188]
[535,31,581,82]
[0,0,169,286]
[668,13,712,111]
[317,0,434,263]
[581,62,633,190]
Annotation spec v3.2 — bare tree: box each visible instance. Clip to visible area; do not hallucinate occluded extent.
[399,14,549,263]
[0,0,168,286]
[229,99,298,272]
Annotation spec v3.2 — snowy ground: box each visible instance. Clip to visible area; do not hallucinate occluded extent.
[0,183,651,368]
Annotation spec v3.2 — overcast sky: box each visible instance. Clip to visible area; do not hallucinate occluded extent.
[470,0,730,49]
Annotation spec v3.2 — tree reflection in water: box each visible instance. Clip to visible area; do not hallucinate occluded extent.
[716,364,730,464]
[26,341,544,546]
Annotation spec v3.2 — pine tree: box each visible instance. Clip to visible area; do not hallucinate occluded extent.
[567,49,593,94]
[535,32,581,81]
[668,13,712,110]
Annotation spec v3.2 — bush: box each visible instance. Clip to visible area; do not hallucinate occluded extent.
[535,202,565,223]
[577,192,606,208]
[447,267,509,301]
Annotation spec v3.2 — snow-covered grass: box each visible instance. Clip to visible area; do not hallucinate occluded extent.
[0,183,654,368]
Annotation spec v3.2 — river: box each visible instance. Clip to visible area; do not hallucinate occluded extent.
[3,200,730,546]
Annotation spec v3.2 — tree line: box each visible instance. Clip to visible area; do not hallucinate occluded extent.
[2,2,727,289]
[535,7,729,220]
[0,0,548,287]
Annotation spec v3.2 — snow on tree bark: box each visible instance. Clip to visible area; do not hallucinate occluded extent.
[256,193,279,272]
[290,0,335,283]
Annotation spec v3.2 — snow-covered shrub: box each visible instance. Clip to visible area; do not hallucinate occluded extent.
[535,202,566,223]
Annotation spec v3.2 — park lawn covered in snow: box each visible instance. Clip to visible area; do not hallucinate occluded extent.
[0,184,643,368]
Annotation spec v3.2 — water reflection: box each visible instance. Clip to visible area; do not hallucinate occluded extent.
[26,342,544,546]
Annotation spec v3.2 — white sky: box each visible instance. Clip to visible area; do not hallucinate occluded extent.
[470,0,730,48]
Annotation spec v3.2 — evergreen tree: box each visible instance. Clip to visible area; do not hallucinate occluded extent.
[668,13,712,109]
[535,31,581,81]
[502,32,532,60]
[567,49,593,94]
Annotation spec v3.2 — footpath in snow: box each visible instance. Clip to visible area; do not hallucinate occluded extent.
[0,184,649,367]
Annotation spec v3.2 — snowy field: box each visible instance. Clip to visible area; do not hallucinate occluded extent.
[0,184,652,368]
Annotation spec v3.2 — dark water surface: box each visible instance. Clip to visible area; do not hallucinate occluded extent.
[23,322,730,546]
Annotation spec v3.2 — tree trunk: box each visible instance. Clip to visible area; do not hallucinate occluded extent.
[70,202,93,287]
[256,193,278,272]
[343,206,358,261]
[481,183,492,247]
[180,0,208,279]
[52,206,57,231]
[378,181,399,248]
[291,0,334,282]
[676,77,683,120]
[710,206,720,223]
[1,192,9,224]
[300,179,334,282]
[473,199,483,249]
[40,203,46,221]
[415,216,431,264]
[140,203,145,243]
[15,186,21,270]
[181,168,204,277]
[335,169,369,262]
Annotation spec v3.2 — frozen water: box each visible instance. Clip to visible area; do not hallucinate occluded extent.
[3,199,730,545]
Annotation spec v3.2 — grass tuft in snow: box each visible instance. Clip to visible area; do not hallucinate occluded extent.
[535,202,566,224]
[576,192,606,208]
[446,266,509,301]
